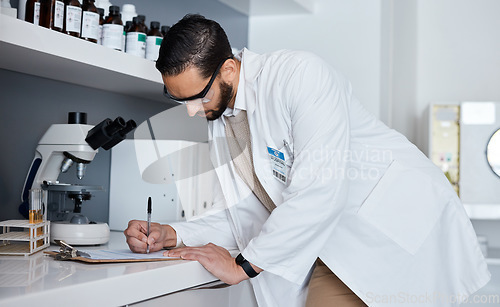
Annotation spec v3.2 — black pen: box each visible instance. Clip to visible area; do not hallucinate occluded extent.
[147,197,152,254]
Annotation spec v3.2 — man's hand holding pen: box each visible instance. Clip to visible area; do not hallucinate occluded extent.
[124,221,177,253]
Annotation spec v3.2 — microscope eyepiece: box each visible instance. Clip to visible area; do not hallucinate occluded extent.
[104,117,126,136]
[101,120,137,150]
[85,117,137,151]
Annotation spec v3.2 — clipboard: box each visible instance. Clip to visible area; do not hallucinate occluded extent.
[45,242,182,263]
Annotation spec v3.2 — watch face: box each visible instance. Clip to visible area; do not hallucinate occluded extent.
[235,253,245,265]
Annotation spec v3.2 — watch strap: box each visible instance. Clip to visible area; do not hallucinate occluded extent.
[235,253,259,278]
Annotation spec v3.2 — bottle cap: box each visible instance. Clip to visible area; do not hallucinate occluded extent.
[150,21,160,29]
[137,15,146,23]
[109,5,120,15]
[122,4,136,13]
[97,8,104,17]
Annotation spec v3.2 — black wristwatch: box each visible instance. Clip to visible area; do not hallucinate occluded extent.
[235,253,259,278]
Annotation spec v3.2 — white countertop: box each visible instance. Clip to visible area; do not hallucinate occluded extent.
[0,231,220,307]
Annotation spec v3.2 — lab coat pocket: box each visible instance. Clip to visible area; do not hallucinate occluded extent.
[357,160,448,255]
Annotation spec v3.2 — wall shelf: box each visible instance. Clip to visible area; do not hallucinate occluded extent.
[0,15,165,102]
[218,0,316,16]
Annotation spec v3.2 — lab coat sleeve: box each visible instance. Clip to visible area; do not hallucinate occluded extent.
[242,52,351,285]
[168,176,237,250]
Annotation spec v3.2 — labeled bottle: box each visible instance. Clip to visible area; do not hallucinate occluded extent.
[146,21,162,61]
[124,20,132,32]
[121,13,126,51]
[63,0,82,37]
[97,7,104,44]
[25,0,42,25]
[125,14,146,58]
[101,5,123,51]
[40,0,65,31]
[80,0,99,43]
[161,25,170,37]
[122,19,132,50]
[139,14,148,33]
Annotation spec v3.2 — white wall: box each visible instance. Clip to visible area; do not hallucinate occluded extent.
[248,0,500,151]
[414,0,500,152]
[413,0,500,249]
[248,0,383,119]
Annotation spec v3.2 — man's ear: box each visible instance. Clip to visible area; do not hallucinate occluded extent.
[220,58,238,82]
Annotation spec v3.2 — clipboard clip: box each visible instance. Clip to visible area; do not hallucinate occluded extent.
[54,240,90,260]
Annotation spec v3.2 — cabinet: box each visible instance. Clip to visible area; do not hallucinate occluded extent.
[0,15,164,102]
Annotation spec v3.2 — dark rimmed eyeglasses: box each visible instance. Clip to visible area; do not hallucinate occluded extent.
[163,56,234,103]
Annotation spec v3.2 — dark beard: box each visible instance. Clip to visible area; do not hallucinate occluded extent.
[205,81,233,121]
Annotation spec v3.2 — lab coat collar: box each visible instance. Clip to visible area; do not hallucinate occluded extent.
[232,48,265,118]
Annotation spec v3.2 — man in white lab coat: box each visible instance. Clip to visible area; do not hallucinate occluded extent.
[124,14,490,306]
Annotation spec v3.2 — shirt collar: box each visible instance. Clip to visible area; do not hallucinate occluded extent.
[223,49,247,119]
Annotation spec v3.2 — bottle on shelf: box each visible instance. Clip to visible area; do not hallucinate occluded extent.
[123,19,131,50]
[124,20,132,32]
[40,0,65,31]
[81,0,99,43]
[146,21,162,62]
[120,3,136,23]
[25,0,42,25]
[63,0,82,38]
[121,13,126,51]
[125,14,147,58]
[138,14,148,33]
[97,7,104,44]
[161,25,170,37]
[101,5,123,51]
[94,0,110,16]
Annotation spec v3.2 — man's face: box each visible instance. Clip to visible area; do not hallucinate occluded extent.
[162,63,235,121]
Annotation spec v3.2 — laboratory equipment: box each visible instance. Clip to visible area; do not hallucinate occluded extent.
[429,102,500,219]
[486,128,500,177]
[20,112,136,245]
[0,220,50,256]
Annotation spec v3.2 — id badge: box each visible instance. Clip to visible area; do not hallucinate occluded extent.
[267,146,287,184]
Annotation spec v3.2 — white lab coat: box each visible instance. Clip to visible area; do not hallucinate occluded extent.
[169,49,490,306]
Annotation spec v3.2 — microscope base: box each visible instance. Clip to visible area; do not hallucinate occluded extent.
[51,222,110,245]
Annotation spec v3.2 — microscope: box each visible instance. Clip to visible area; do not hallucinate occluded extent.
[21,112,136,245]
